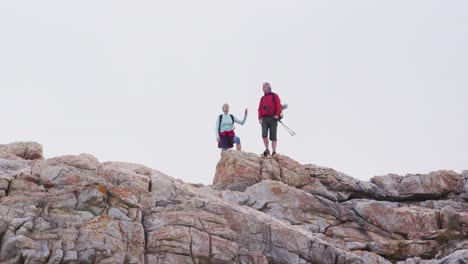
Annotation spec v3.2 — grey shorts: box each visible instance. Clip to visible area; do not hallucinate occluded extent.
[262,116,278,141]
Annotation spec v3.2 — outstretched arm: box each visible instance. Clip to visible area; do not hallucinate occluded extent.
[234,108,248,125]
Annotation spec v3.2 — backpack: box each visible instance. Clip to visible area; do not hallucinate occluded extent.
[218,114,235,134]
[271,93,284,120]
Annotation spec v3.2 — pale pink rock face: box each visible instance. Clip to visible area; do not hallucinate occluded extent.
[213,151,467,263]
[0,142,466,263]
[0,141,43,160]
[371,170,463,200]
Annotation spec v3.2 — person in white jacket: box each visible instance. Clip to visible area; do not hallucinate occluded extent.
[215,103,248,152]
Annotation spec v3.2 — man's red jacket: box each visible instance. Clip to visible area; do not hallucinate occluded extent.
[258,92,282,119]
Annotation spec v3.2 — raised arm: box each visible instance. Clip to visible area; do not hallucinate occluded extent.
[233,112,248,125]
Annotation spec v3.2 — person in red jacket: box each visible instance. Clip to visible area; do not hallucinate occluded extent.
[258,82,282,156]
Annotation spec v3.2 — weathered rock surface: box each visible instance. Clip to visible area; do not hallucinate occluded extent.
[0,141,43,160]
[213,151,467,263]
[0,143,466,263]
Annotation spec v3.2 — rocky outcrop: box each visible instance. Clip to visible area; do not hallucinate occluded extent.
[0,143,466,263]
[213,151,467,263]
[0,144,151,264]
[0,141,43,160]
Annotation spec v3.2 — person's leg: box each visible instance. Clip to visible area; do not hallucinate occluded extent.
[270,119,278,154]
[263,137,269,149]
[261,118,270,151]
[234,136,241,151]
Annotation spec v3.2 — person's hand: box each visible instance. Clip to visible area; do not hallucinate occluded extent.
[245,108,248,115]
[274,115,279,120]
[217,137,220,143]
[259,119,262,124]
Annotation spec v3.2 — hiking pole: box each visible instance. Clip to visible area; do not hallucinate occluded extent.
[280,121,295,136]
[283,123,296,136]
[279,120,296,136]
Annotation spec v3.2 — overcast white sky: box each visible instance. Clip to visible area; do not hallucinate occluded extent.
[0,1,467,185]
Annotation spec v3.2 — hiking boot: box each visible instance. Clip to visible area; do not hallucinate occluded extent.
[272,151,277,156]
[263,149,270,157]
